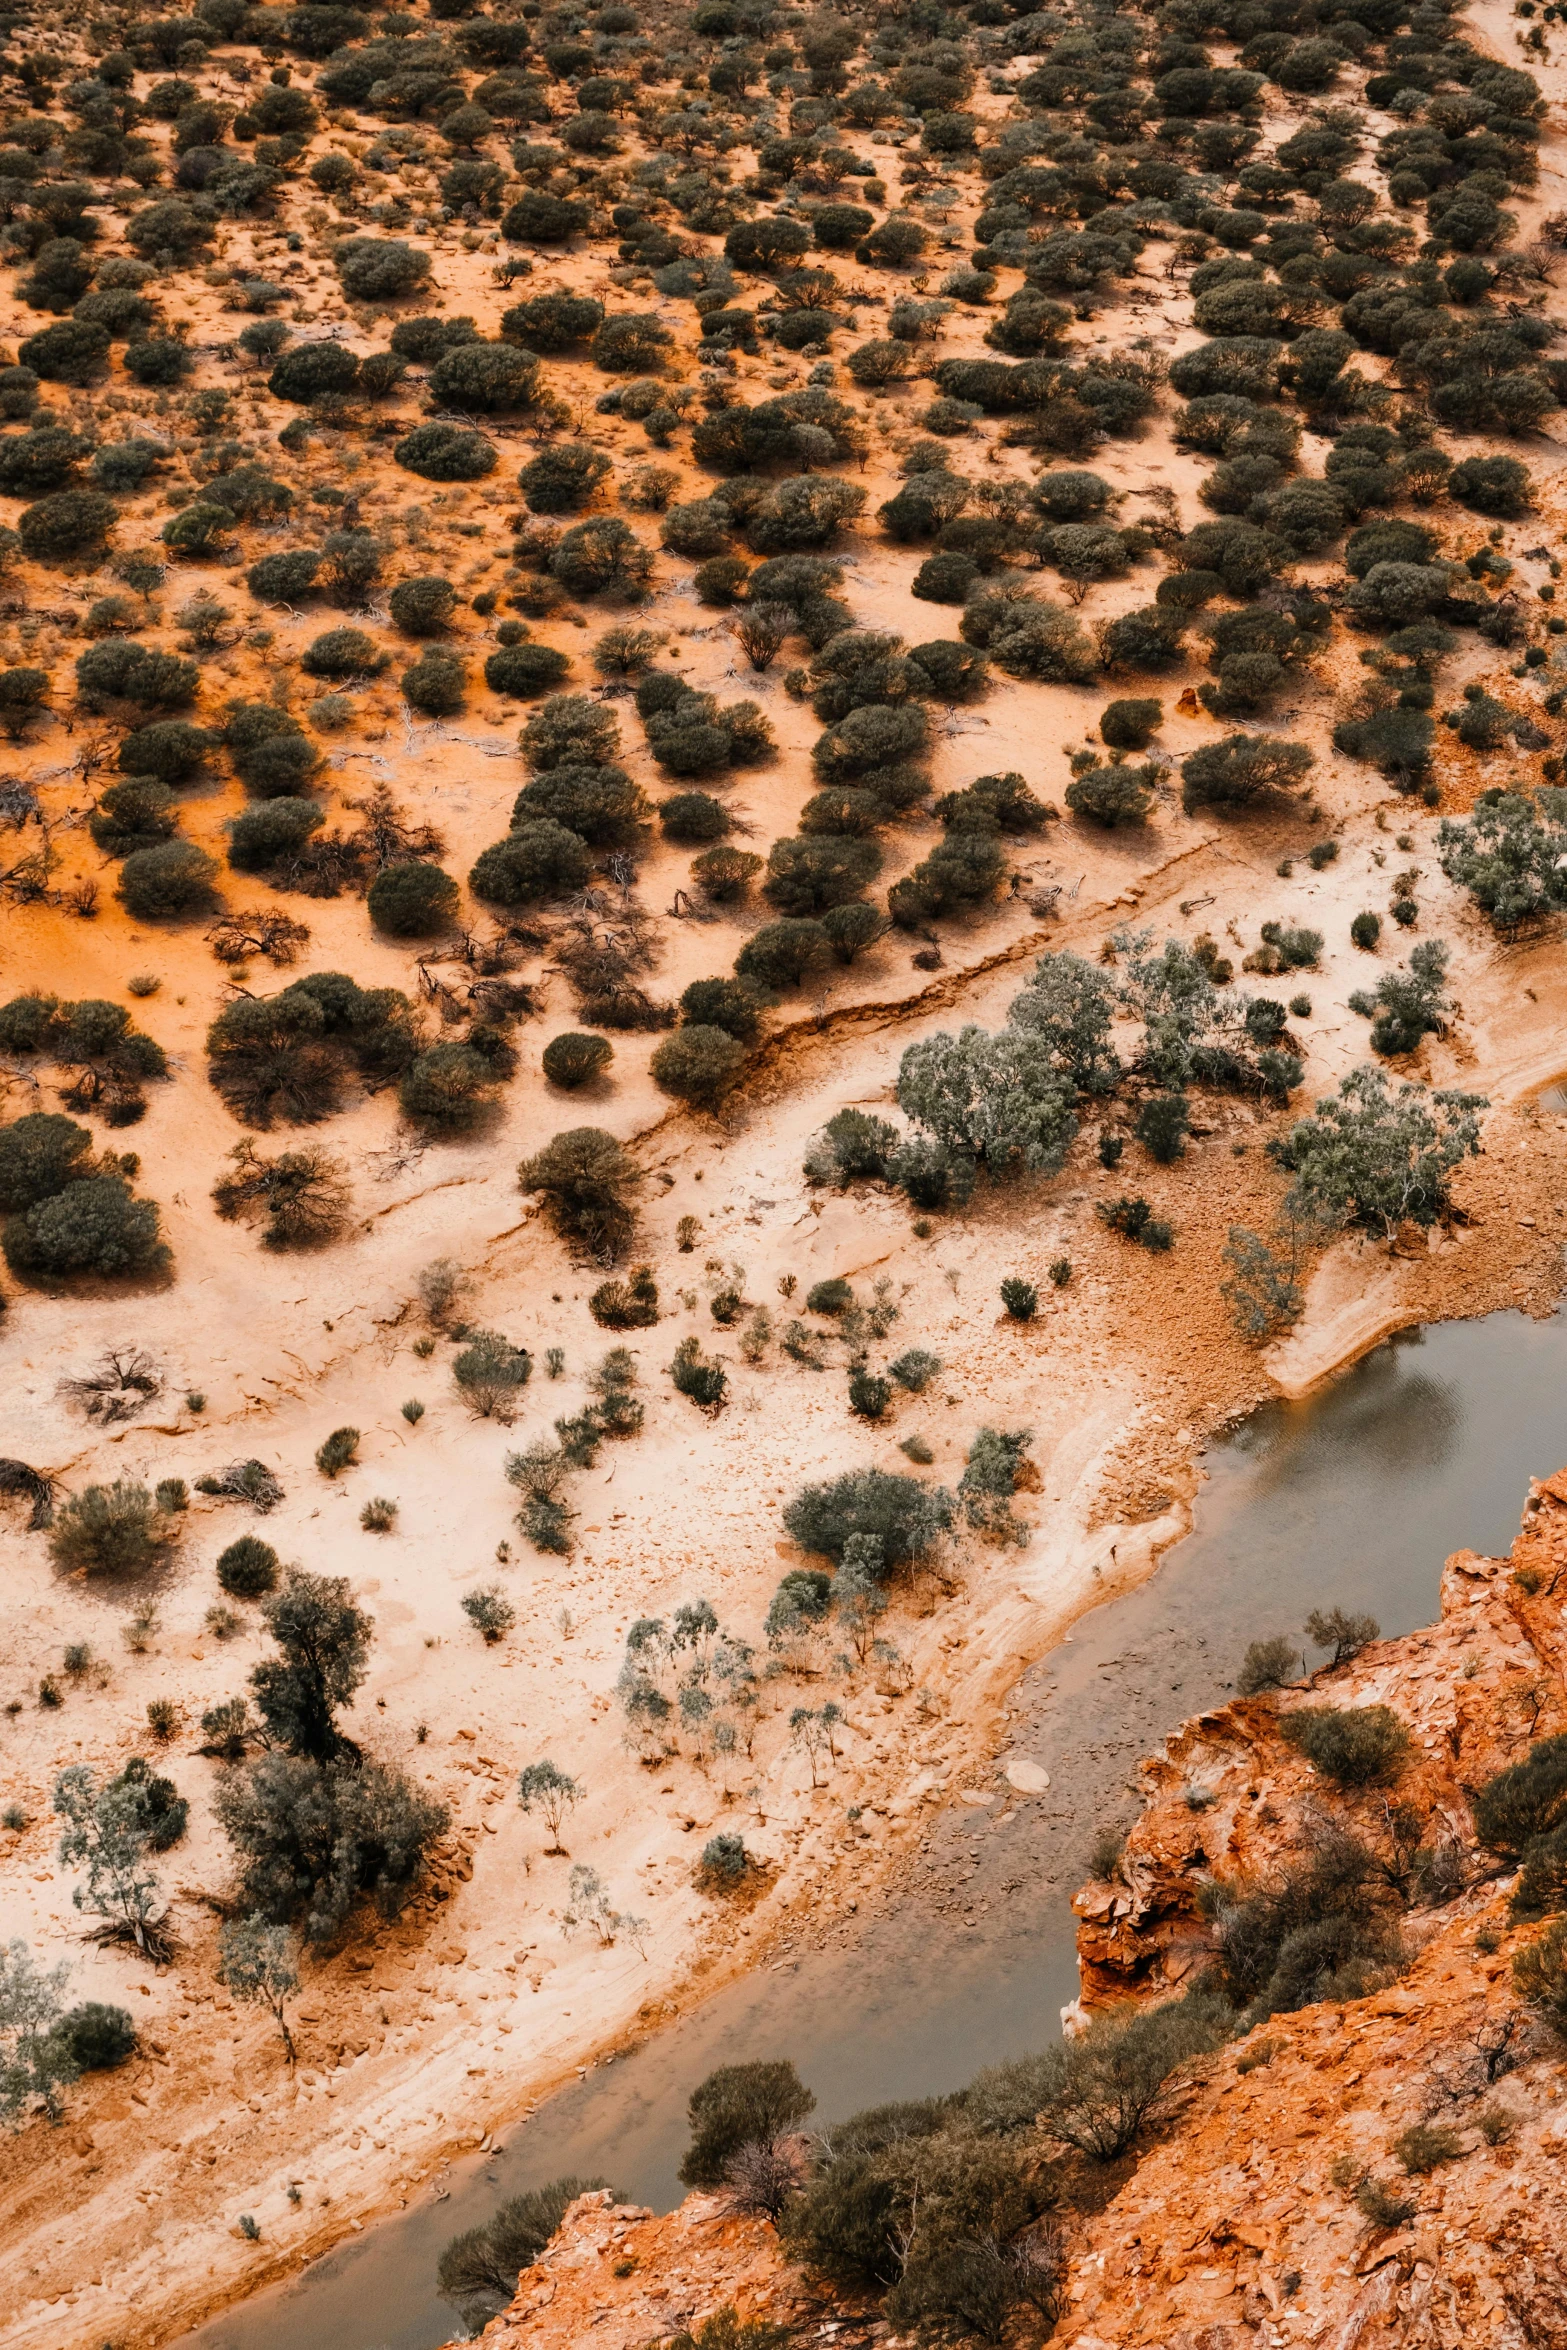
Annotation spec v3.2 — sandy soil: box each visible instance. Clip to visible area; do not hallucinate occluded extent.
[4,0,1567,2342]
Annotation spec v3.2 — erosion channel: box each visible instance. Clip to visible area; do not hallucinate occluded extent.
[180,1299,1567,2350]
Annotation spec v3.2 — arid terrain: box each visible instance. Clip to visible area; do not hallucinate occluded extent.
[0,0,1565,2340]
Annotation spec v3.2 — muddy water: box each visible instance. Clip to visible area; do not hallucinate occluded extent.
[183,1303,1567,2350]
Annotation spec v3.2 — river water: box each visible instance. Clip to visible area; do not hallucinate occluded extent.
[181,1302,1567,2350]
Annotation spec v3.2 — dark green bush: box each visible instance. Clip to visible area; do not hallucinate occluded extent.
[679,2060,815,2191]
[469,821,590,906]
[301,626,382,680]
[1000,1276,1037,1321]
[118,840,220,919]
[429,339,539,411]
[88,777,178,857]
[0,1112,94,1214]
[783,1467,953,1570]
[18,319,110,386]
[660,791,729,844]
[334,237,431,302]
[19,488,116,561]
[679,979,760,1043]
[368,861,459,937]
[217,1534,280,1599]
[519,445,611,515]
[387,576,456,637]
[54,2001,138,2071]
[402,649,467,716]
[395,423,498,482]
[4,1176,169,1284]
[651,1025,746,1106]
[485,643,571,698]
[542,1032,612,1089]
[227,798,323,875]
[518,1125,639,1256]
[398,1042,500,1133]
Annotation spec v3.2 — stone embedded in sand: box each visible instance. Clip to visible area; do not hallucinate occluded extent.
[1005,1759,1051,1793]
[957,1788,995,1806]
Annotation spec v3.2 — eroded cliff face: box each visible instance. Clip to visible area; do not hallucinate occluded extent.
[490,1476,1567,2349]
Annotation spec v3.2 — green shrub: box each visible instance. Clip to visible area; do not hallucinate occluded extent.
[1473,1735,1567,1859]
[659,791,729,845]
[1136,1092,1190,1163]
[1280,1703,1411,1787]
[1101,697,1161,749]
[118,841,219,920]
[1351,911,1382,950]
[367,860,459,937]
[669,1334,729,1410]
[399,1042,499,1132]
[437,2176,610,2333]
[53,2001,138,2072]
[679,2060,815,2189]
[651,1025,746,1107]
[589,1266,659,1330]
[485,643,571,698]
[387,576,456,637]
[1000,1276,1037,1321]
[542,1032,612,1090]
[395,423,498,482]
[1182,733,1313,813]
[1066,760,1156,827]
[783,1467,953,1569]
[227,798,323,874]
[469,821,590,906]
[679,979,760,1043]
[453,1329,533,1418]
[18,319,110,386]
[1096,1195,1174,1251]
[334,237,431,302]
[216,1534,279,1599]
[402,649,466,716]
[519,444,610,515]
[19,486,116,562]
[1448,455,1531,517]
[551,516,655,601]
[519,1126,638,1256]
[47,1480,174,1576]
[89,778,179,857]
[429,340,540,413]
[77,641,199,709]
[0,1112,94,1213]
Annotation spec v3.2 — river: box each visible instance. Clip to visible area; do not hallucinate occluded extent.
[181,1301,1567,2350]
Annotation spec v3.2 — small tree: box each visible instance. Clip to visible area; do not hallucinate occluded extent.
[217,1914,300,2063]
[897,1026,1077,1181]
[1305,1606,1380,1666]
[250,1567,373,1762]
[1237,1636,1301,1695]
[1269,1067,1486,1240]
[518,1759,584,1852]
[53,1764,170,1959]
[0,1941,76,2126]
[833,1534,888,1663]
